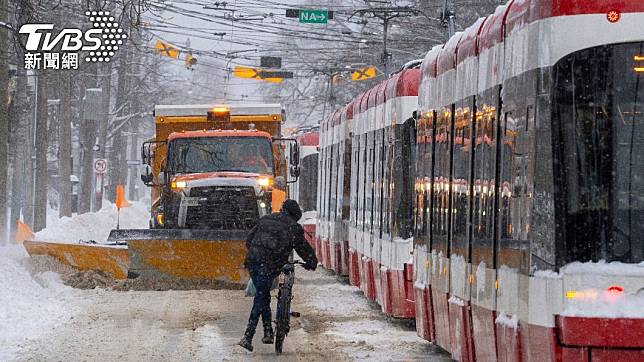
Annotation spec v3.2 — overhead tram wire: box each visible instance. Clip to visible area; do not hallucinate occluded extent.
[129,1,422,91]
[147,1,377,43]
[143,1,390,53]
[143,4,426,67]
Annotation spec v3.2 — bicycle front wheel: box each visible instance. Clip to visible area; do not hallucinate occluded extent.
[274,286,291,354]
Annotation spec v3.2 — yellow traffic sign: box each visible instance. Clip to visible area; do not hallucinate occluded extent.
[352,66,376,81]
[233,66,284,83]
[233,66,258,78]
[262,77,283,83]
[154,39,180,59]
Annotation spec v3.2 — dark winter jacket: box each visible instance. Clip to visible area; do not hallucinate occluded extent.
[244,211,318,274]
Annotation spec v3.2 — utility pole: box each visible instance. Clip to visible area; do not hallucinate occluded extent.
[58,71,73,218]
[95,62,112,212]
[351,7,423,76]
[79,88,102,214]
[441,0,456,38]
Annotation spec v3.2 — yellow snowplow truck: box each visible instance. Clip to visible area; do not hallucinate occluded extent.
[24,103,300,287]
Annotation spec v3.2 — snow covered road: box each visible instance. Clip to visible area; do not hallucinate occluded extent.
[3,202,450,361]
[5,252,450,361]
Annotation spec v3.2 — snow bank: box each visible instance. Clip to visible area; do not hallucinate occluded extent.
[36,198,150,243]
[562,291,644,318]
[0,244,80,361]
[392,236,413,244]
[495,312,518,329]
[561,260,644,277]
[563,294,644,318]
[558,260,644,318]
[448,295,466,307]
[533,269,560,279]
[325,319,421,358]
[300,210,317,225]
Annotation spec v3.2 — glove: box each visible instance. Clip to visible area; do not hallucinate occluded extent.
[304,260,317,271]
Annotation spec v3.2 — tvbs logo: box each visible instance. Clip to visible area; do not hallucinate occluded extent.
[19,10,127,70]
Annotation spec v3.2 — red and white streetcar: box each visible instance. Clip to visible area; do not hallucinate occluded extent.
[315,0,644,360]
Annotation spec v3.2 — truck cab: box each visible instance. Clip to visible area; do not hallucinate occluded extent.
[141,104,298,230]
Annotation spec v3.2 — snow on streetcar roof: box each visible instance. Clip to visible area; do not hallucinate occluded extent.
[332,108,342,126]
[456,17,488,63]
[437,31,464,75]
[345,98,356,120]
[376,80,387,106]
[394,69,420,98]
[420,45,443,80]
[297,132,319,147]
[479,4,511,51]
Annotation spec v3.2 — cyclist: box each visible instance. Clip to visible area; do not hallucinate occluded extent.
[238,199,318,352]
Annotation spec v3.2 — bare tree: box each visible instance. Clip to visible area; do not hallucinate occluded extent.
[33,71,49,232]
[58,70,73,217]
[0,0,9,240]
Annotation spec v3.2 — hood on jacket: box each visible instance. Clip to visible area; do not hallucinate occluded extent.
[281,199,302,221]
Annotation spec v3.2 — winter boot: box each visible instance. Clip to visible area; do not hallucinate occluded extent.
[238,332,253,352]
[261,325,274,344]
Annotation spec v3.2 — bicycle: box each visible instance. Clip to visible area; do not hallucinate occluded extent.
[274,261,305,355]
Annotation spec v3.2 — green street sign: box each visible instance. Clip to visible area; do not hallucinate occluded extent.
[299,9,328,24]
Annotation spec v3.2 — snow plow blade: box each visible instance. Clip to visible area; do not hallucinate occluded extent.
[23,240,129,279]
[107,229,250,286]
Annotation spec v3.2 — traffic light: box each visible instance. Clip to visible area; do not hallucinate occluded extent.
[185,53,197,70]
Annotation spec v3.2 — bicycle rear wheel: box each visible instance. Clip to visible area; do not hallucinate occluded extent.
[274,285,291,354]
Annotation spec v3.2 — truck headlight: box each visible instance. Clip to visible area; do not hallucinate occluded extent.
[171,180,187,189]
[257,177,272,187]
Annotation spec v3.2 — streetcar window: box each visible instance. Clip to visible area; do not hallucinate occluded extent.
[431,105,453,255]
[383,138,391,237]
[414,114,427,244]
[374,131,384,237]
[327,144,338,221]
[342,139,352,221]
[471,101,498,269]
[359,133,367,230]
[425,112,435,247]
[375,132,381,238]
[299,154,318,212]
[450,105,473,258]
[368,136,376,233]
[553,42,644,264]
[351,139,359,227]
[390,118,415,240]
[498,105,533,272]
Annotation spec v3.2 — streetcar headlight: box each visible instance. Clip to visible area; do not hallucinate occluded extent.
[565,289,598,300]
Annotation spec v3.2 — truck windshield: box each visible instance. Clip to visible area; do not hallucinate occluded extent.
[553,42,644,264]
[168,136,274,175]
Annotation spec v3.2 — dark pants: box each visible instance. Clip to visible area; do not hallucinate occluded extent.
[245,263,276,338]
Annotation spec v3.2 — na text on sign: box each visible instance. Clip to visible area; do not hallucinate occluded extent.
[299,9,329,24]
